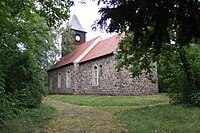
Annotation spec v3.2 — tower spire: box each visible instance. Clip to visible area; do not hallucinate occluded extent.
[68,0,87,45]
[69,14,87,45]
[70,15,86,32]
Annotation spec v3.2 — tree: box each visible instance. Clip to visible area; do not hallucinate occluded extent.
[0,0,73,121]
[158,43,200,105]
[61,25,75,57]
[94,0,200,105]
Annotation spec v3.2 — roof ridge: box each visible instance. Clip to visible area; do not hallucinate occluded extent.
[79,33,125,63]
[48,34,125,71]
[58,36,100,60]
[74,36,102,63]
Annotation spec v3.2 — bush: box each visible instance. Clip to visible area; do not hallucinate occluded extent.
[158,44,200,106]
[0,51,47,122]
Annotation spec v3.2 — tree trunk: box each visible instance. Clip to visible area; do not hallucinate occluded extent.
[178,47,197,102]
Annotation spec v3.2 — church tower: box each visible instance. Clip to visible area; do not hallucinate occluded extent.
[70,15,87,45]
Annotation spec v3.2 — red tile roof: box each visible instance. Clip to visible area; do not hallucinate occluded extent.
[49,37,99,71]
[48,33,125,71]
[80,34,123,63]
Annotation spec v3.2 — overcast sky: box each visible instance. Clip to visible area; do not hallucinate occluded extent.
[70,0,116,41]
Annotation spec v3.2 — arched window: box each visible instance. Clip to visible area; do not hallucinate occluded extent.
[58,73,61,88]
[66,70,71,88]
[99,65,103,76]
[49,75,53,90]
[93,65,99,86]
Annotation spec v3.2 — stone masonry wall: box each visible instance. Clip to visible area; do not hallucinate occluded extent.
[76,55,158,95]
[48,64,75,94]
[48,54,158,95]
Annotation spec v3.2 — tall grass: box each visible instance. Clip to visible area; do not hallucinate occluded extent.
[0,104,55,133]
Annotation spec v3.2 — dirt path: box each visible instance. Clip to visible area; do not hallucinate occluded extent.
[43,97,127,133]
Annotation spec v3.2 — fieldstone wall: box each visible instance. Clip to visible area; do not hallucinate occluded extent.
[48,64,75,94]
[77,55,158,95]
[48,54,158,95]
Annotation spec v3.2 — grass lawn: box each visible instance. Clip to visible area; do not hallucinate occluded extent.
[118,105,200,133]
[0,104,56,133]
[2,94,200,132]
[48,94,200,133]
[48,93,168,106]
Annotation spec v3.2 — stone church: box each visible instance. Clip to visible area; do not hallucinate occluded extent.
[47,15,158,95]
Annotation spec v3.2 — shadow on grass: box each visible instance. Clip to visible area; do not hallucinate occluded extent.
[0,104,56,133]
[117,104,200,133]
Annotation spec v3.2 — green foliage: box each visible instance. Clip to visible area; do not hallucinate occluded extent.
[0,104,56,133]
[95,0,200,106]
[158,44,200,105]
[116,32,156,80]
[0,0,72,122]
[36,0,73,27]
[0,50,47,121]
[7,52,46,107]
[61,25,75,56]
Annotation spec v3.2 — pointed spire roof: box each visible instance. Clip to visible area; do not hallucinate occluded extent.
[70,15,86,33]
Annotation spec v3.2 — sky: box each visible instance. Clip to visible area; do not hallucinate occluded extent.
[70,0,116,41]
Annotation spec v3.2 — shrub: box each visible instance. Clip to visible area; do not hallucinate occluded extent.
[0,51,47,123]
[158,44,200,106]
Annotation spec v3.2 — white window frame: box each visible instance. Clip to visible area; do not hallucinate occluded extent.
[92,65,99,86]
[66,70,71,88]
[58,72,61,88]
